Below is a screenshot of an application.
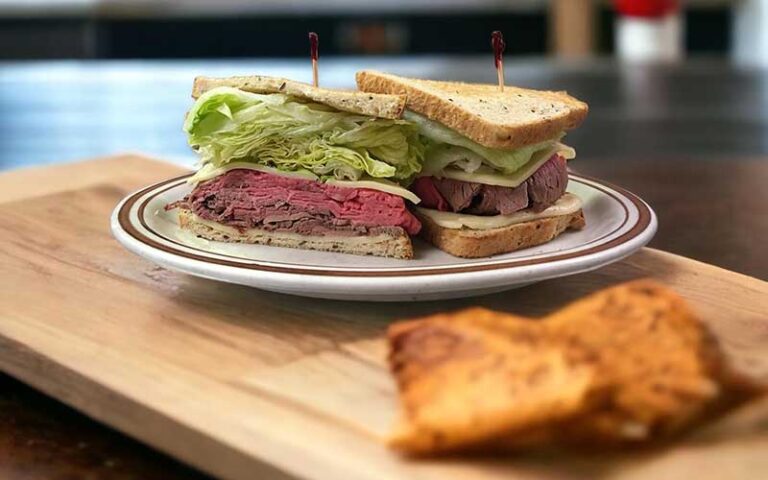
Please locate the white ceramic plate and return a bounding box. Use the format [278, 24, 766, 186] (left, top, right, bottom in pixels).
[111, 174, 656, 301]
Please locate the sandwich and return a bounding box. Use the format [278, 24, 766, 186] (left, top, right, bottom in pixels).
[356, 71, 589, 258]
[169, 76, 429, 259]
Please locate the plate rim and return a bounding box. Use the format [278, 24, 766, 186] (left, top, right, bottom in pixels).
[114, 173, 655, 278]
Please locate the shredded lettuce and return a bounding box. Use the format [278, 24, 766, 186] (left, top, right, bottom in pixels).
[404, 111, 563, 176]
[185, 87, 426, 182]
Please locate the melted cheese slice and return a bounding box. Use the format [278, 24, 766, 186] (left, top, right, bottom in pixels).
[189, 162, 319, 184]
[189, 162, 419, 203]
[415, 193, 582, 230]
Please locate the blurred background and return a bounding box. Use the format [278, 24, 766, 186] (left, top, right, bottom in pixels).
[0, 0, 737, 60]
[3, 0, 768, 169]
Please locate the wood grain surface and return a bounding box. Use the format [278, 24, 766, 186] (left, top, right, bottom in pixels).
[0, 155, 766, 480]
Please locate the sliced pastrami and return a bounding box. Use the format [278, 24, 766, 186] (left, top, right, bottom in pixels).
[410, 154, 568, 216]
[527, 155, 569, 212]
[466, 182, 529, 215]
[172, 169, 421, 236]
[432, 177, 481, 212]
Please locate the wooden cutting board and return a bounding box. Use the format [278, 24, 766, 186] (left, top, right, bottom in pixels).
[0, 155, 766, 480]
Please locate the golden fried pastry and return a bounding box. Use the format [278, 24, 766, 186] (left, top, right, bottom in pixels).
[388, 308, 594, 454]
[543, 280, 724, 444]
[387, 280, 753, 455]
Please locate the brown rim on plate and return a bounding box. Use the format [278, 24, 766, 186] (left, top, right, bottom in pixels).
[117, 173, 651, 277]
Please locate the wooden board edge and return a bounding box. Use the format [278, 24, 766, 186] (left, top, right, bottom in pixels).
[642, 248, 768, 288]
[0, 334, 297, 480]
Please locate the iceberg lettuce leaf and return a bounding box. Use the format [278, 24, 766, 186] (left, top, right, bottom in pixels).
[185, 87, 426, 182]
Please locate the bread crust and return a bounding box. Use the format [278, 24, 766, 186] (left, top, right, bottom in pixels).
[415, 209, 586, 258]
[177, 208, 414, 259]
[356, 70, 588, 149]
[192, 75, 406, 119]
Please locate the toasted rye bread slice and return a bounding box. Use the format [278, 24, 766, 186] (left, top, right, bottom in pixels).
[192, 75, 406, 119]
[356, 70, 588, 149]
[178, 208, 414, 259]
[414, 209, 585, 258]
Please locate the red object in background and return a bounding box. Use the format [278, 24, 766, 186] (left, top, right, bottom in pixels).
[615, 0, 678, 18]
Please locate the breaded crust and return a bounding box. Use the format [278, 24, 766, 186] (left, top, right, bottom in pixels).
[387, 308, 595, 454]
[386, 280, 758, 455]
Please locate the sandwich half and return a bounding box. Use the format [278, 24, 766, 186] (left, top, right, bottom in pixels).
[169, 76, 429, 259]
[356, 70, 589, 258]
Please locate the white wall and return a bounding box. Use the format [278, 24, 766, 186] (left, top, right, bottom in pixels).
[734, 0, 768, 65]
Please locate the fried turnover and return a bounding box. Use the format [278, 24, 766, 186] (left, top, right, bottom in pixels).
[387, 280, 759, 455]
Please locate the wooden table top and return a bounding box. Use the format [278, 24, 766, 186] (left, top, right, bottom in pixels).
[0, 155, 765, 479]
